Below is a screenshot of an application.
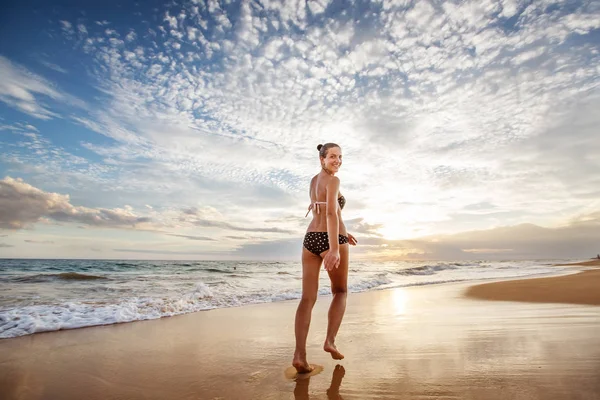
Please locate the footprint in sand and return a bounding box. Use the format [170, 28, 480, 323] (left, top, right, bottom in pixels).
[284, 364, 324, 380]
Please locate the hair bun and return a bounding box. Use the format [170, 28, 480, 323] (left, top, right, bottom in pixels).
[317, 144, 323, 151]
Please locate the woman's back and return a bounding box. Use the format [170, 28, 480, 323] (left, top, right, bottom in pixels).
[306, 172, 347, 234]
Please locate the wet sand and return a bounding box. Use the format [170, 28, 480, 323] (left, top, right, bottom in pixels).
[1, 273, 600, 399]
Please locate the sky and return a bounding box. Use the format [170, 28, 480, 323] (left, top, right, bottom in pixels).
[0, 0, 599, 261]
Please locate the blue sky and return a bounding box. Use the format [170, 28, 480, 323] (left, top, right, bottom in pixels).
[0, 0, 599, 260]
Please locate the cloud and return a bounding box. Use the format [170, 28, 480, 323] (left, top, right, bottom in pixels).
[0, 243, 14, 248]
[0, 56, 86, 120]
[179, 206, 297, 233]
[24, 240, 54, 244]
[0, 177, 297, 249]
[190, 218, 295, 234]
[0, 177, 151, 230]
[0, 122, 39, 133]
[0, 56, 62, 119]
[0, 123, 123, 204]
[166, 233, 216, 241]
[125, 31, 137, 42]
[59, 20, 74, 36]
[433, 219, 600, 259]
[233, 237, 303, 260]
[570, 211, 600, 227]
[78, 24, 88, 35]
[345, 217, 384, 236]
[360, 216, 600, 260]
[38, 60, 68, 74]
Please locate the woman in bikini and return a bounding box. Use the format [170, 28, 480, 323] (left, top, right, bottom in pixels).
[292, 143, 358, 373]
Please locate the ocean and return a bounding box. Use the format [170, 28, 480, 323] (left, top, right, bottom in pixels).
[0, 258, 584, 339]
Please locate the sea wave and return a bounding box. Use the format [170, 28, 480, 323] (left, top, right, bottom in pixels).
[113, 262, 138, 268]
[393, 263, 459, 276]
[12, 272, 107, 283]
[204, 268, 234, 274]
[0, 273, 396, 339]
[0, 282, 214, 339]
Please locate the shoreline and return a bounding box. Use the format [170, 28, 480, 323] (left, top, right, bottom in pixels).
[464, 259, 600, 305]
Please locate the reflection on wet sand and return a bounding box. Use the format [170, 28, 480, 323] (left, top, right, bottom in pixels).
[294, 364, 345, 400]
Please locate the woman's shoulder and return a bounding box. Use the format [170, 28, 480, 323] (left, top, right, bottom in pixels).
[326, 175, 340, 187]
[313, 173, 340, 186]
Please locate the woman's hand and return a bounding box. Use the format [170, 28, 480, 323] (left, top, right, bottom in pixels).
[347, 233, 358, 246]
[323, 249, 340, 271]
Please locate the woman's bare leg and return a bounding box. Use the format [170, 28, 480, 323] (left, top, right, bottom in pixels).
[293, 247, 322, 373]
[324, 244, 349, 360]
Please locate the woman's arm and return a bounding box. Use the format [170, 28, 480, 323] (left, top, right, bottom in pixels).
[324, 176, 341, 270]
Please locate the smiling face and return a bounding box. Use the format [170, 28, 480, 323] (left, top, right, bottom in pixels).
[321, 146, 342, 173]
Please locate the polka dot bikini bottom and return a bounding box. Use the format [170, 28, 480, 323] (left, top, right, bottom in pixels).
[303, 232, 349, 256]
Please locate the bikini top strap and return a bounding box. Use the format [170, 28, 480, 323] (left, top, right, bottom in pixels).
[305, 201, 328, 217]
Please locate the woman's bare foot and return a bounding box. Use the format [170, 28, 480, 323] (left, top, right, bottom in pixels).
[324, 341, 344, 360]
[293, 352, 314, 373]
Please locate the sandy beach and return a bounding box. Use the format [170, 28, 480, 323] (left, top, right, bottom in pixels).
[554, 259, 600, 267]
[465, 259, 600, 305]
[1, 261, 599, 399]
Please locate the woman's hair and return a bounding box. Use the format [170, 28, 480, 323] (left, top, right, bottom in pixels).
[317, 143, 340, 158]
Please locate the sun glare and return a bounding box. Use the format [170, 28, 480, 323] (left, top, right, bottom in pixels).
[378, 224, 420, 240]
[392, 289, 408, 315]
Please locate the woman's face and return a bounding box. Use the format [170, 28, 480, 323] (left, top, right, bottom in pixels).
[321, 146, 342, 173]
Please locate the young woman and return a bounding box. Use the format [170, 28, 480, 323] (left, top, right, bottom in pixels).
[293, 143, 357, 373]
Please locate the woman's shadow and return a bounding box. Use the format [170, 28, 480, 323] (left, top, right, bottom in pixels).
[294, 364, 345, 400]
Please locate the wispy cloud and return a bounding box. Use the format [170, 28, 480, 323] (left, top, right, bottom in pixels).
[166, 233, 215, 241]
[0, 56, 63, 120]
[190, 218, 295, 234]
[0, 56, 86, 120]
[59, 20, 74, 36]
[38, 60, 68, 74]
